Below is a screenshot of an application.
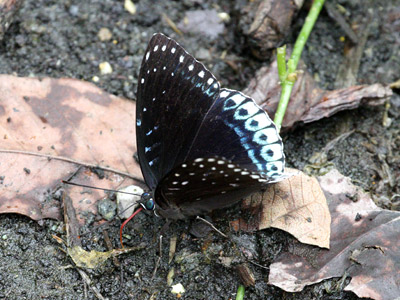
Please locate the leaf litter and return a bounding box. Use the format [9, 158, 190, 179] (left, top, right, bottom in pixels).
[0, 75, 144, 223]
[268, 169, 400, 300]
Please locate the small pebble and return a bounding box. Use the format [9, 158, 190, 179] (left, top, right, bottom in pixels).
[98, 28, 112, 41]
[99, 62, 113, 75]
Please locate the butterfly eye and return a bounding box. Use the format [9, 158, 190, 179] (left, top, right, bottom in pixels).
[140, 192, 155, 210]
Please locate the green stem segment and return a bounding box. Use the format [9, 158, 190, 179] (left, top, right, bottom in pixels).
[273, 0, 325, 131]
[236, 285, 245, 300]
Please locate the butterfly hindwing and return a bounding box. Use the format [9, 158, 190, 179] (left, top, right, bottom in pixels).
[154, 157, 270, 219]
[186, 89, 285, 180]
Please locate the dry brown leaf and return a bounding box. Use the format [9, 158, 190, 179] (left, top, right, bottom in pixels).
[232, 169, 331, 249]
[0, 75, 144, 222]
[268, 169, 400, 300]
[0, 0, 22, 40]
[243, 60, 392, 130]
[240, 0, 304, 58]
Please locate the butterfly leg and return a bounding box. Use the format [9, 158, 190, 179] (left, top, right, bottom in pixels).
[151, 219, 171, 279]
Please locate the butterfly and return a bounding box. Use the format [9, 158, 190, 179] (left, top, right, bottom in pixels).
[136, 33, 286, 220]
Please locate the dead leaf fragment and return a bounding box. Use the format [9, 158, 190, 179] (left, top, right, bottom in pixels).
[68, 245, 142, 269]
[268, 169, 400, 300]
[243, 60, 392, 130]
[0, 0, 23, 40]
[240, 0, 304, 57]
[233, 169, 331, 249]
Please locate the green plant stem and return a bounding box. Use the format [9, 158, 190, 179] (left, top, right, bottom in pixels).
[277, 45, 287, 83]
[236, 285, 245, 300]
[273, 0, 325, 131]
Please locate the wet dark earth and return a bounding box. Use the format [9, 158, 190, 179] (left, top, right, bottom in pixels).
[0, 0, 399, 299]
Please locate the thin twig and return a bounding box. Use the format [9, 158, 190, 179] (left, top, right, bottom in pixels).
[151, 235, 163, 280]
[0, 148, 144, 183]
[196, 216, 228, 239]
[76, 268, 106, 300]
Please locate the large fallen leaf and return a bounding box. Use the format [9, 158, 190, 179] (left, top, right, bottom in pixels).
[0, 75, 144, 222]
[231, 169, 330, 249]
[268, 169, 400, 300]
[243, 60, 392, 130]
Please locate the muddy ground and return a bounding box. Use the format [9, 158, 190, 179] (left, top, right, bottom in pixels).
[0, 0, 399, 299]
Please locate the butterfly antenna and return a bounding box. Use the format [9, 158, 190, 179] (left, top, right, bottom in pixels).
[61, 180, 143, 196]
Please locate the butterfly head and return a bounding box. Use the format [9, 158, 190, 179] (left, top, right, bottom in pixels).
[139, 192, 155, 211]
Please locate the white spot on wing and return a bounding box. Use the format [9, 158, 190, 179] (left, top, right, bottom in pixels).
[260, 143, 283, 161]
[194, 158, 204, 162]
[182, 181, 188, 185]
[179, 55, 184, 63]
[171, 47, 176, 53]
[253, 127, 279, 145]
[141, 78, 144, 84]
[234, 101, 259, 120]
[220, 90, 230, 98]
[145, 52, 150, 61]
[162, 45, 166, 51]
[207, 78, 213, 85]
[188, 64, 194, 71]
[154, 45, 159, 52]
[198, 71, 205, 78]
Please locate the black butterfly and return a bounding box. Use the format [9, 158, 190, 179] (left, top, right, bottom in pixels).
[136, 33, 286, 219]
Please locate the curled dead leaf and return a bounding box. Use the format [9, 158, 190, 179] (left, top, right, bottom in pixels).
[243, 60, 392, 130]
[232, 168, 331, 249]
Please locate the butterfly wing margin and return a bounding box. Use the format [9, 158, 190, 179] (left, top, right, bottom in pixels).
[136, 33, 220, 189]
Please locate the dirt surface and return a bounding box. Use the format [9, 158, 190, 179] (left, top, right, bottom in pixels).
[0, 0, 399, 299]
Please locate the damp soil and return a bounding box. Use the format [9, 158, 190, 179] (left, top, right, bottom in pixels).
[0, 0, 399, 299]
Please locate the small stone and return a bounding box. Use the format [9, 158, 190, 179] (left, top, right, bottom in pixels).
[171, 283, 185, 294]
[117, 185, 143, 219]
[99, 62, 113, 75]
[97, 198, 117, 221]
[98, 28, 112, 41]
[124, 0, 136, 15]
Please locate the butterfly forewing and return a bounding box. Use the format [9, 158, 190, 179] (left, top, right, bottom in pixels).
[136, 33, 220, 190]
